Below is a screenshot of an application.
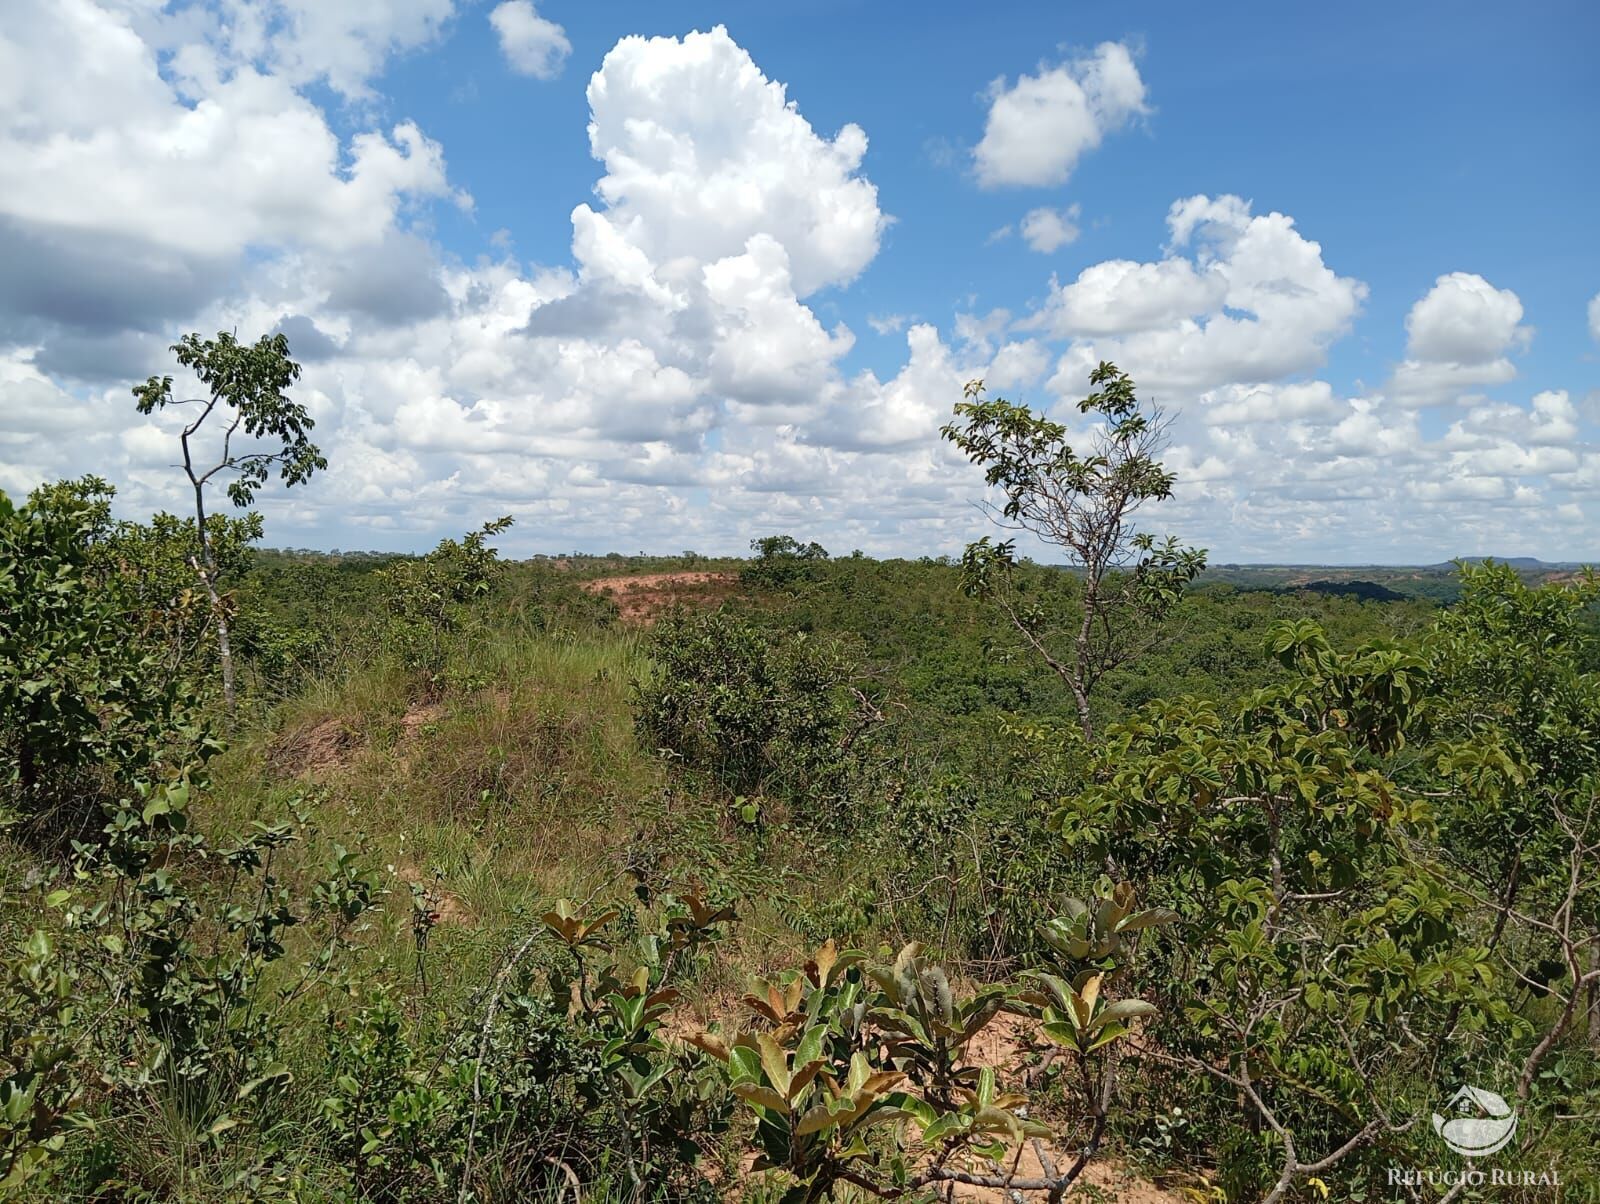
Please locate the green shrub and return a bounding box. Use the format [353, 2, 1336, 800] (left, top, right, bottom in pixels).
[0, 479, 218, 849]
[378, 517, 514, 689]
[634, 608, 874, 801]
[740, 535, 830, 591]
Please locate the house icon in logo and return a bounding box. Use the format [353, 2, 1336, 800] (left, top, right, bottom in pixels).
[1432, 1085, 1518, 1156]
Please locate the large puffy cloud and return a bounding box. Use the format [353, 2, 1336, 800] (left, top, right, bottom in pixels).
[0, 0, 482, 535]
[1034, 195, 1366, 395]
[985, 339, 1051, 391]
[974, 42, 1147, 188]
[1388, 273, 1530, 407]
[1037, 258, 1223, 337]
[0, 12, 1594, 562]
[0, 0, 462, 361]
[581, 27, 885, 296]
[464, 25, 910, 452]
[1405, 272, 1528, 362]
[701, 236, 856, 411]
[809, 324, 971, 451]
[174, 24, 973, 550]
[1, 54, 456, 258]
[1003, 198, 1592, 561]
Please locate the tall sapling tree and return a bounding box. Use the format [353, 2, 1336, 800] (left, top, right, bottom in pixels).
[942, 362, 1205, 740]
[133, 331, 325, 708]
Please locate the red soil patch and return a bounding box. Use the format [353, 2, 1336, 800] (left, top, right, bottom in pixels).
[672, 991, 1180, 1203]
[268, 716, 362, 777]
[392, 700, 448, 774]
[400, 700, 446, 736]
[948, 1148, 1184, 1202]
[396, 861, 475, 928]
[272, 700, 447, 780]
[581, 571, 737, 625]
[963, 1010, 1039, 1077]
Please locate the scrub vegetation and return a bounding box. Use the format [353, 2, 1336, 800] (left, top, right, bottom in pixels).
[2, 334, 1597, 1202]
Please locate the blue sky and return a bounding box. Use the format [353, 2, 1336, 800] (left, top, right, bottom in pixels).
[2, 0, 1597, 561]
[382, 0, 1599, 392]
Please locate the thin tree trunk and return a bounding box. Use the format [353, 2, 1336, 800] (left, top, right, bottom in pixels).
[204, 573, 236, 710]
[1073, 573, 1100, 742]
[187, 445, 235, 710]
[1265, 801, 1285, 932]
[1588, 941, 1600, 1047]
[1068, 678, 1094, 743]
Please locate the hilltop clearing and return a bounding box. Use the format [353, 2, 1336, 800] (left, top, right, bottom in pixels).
[581, 570, 739, 624]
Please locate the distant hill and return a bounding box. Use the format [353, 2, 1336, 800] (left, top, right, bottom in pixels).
[1293, 579, 1411, 603]
[1428, 556, 1564, 571]
[1198, 557, 1592, 605]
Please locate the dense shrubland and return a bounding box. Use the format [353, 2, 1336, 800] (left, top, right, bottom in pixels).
[1, 342, 1597, 1201]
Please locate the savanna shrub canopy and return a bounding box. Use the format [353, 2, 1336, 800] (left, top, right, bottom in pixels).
[2, 410, 1598, 1201]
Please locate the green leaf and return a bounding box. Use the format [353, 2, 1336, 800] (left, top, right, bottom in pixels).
[729, 1043, 762, 1084]
[733, 1083, 790, 1115]
[236, 1063, 291, 1099]
[795, 1103, 840, 1136]
[793, 1024, 825, 1069]
[1088, 999, 1157, 1030]
[920, 1113, 968, 1144]
[756, 1032, 791, 1096]
[1041, 1020, 1079, 1048]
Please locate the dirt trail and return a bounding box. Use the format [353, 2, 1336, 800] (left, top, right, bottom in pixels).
[947, 1149, 1184, 1202]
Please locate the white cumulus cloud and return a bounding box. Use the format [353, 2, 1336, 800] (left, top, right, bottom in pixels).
[0, 0, 463, 365]
[1199, 381, 1346, 426]
[133, 0, 460, 99]
[1019, 205, 1081, 253]
[1034, 195, 1366, 395]
[974, 43, 1147, 188]
[0, 12, 1593, 562]
[582, 27, 886, 296]
[1388, 272, 1530, 407]
[489, 1, 569, 79]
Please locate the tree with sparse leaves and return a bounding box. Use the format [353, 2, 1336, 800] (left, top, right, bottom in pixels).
[942, 362, 1206, 740]
[133, 331, 325, 709]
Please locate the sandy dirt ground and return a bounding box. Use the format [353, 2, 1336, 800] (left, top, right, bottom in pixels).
[581, 570, 738, 624]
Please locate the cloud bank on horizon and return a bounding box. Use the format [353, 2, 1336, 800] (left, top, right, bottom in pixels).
[0, 1, 1596, 563]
